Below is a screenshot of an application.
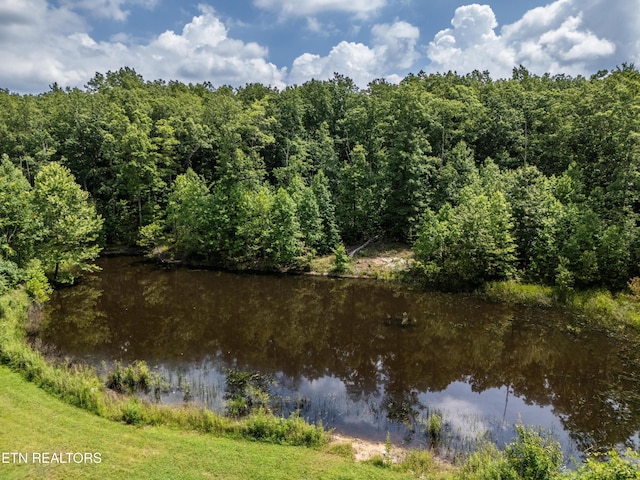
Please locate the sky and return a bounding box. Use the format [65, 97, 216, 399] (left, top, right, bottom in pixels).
[0, 0, 638, 93]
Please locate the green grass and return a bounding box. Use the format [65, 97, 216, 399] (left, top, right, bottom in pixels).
[482, 280, 640, 329]
[0, 365, 415, 480]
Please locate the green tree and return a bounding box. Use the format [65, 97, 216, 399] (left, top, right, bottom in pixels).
[288, 175, 323, 254]
[504, 165, 565, 283]
[311, 170, 341, 253]
[414, 184, 516, 288]
[0, 155, 33, 265]
[31, 162, 103, 282]
[336, 144, 376, 241]
[382, 84, 438, 240]
[166, 169, 212, 259]
[267, 188, 304, 268]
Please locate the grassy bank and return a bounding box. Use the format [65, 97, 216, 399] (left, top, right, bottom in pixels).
[482, 280, 640, 329]
[3, 362, 638, 479]
[0, 365, 418, 480]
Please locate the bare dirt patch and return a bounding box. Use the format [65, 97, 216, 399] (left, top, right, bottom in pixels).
[329, 433, 407, 464]
[309, 239, 414, 279]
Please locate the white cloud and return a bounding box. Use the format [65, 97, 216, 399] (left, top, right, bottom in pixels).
[253, 0, 386, 18]
[58, 0, 159, 21]
[0, 3, 286, 93]
[371, 21, 420, 69]
[426, 0, 632, 79]
[427, 4, 511, 77]
[289, 20, 420, 87]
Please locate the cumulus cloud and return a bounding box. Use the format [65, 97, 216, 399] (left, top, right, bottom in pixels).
[427, 0, 631, 79]
[371, 21, 420, 69]
[253, 0, 386, 18]
[0, 2, 286, 93]
[59, 0, 159, 21]
[289, 20, 420, 87]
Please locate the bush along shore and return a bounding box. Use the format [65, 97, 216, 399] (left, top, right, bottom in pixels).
[3, 286, 640, 479]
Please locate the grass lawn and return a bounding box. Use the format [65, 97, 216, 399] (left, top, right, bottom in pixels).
[0, 365, 413, 480]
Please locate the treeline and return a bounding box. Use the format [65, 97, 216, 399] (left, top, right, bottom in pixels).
[1, 65, 639, 289]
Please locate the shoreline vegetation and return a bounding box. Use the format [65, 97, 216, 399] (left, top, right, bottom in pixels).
[308, 239, 640, 331]
[3, 248, 640, 477]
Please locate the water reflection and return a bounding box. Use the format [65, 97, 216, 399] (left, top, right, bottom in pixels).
[40, 257, 640, 456]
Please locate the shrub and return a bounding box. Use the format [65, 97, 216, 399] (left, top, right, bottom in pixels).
[332, 244, 351, 274]
[400, 450, 436, 477]
[504, 424, 562, 480]
[243, 411, 326, 447]
[106, 360, 158, 394]
[122, 399, 145, 425]
[575, 450, 640, 479]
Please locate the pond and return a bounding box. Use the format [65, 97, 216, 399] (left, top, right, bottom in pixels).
[39, 256, 640, 460]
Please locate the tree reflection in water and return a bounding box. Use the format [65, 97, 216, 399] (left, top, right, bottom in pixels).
[40, 256, 640, 455]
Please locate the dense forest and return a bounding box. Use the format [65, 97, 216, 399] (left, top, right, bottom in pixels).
[1, 64, 639, 292]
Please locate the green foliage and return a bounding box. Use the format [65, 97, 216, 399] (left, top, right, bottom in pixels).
[456, 425, 562, 480]
[0, 155, 33, 265]
[414, 184, 517, 288]
[398, 450, 437, 478]
[504, 424, 563, 480]
[311, 169, 341, 252]
[457, 442, 510, 480]
[23, 259, 52, 303]
[122, 399, 146, 425]
[0, 257, 22, 296]
[2, 67, 640, 290]
[555, 257, 575, 302]
[332, 244, 352, 274]
[426, 412, 444, 441]
[504, 165, 565, 283]
[106, 360, 158, 395]
[573, 450, 640, 479]
[224, 369, 273, 417]
[31, 162, 103, 282]
[166, 168, 212, 258]
[242, 411, 326, 447]
[267, 187, 305, 268]
[337, 143, 377, 241]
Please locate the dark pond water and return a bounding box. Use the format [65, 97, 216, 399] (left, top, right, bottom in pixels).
[40, 257, 640, 460]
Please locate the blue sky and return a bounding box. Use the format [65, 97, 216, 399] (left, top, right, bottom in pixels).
[0, 0, 637, 93]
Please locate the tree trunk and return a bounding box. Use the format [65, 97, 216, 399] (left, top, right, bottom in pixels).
[348, 235, 379, 258]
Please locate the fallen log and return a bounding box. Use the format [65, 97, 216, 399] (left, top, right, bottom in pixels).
[348, 235, 380, 258]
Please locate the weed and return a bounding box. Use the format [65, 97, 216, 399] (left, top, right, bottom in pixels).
[224, 369, 273, 417]
[324, 442, 354, 460]
[399, 450, 437, 478]
[367, 455, 388, 468]
[427, 412, 444, 444]
[106, 360, 162, 395]
[385, 432, 393, 466]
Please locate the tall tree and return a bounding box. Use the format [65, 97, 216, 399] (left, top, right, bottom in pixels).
[414, 184, 516, 288]
[0, 155, 33, 265]
[31, 162, 103, 282]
